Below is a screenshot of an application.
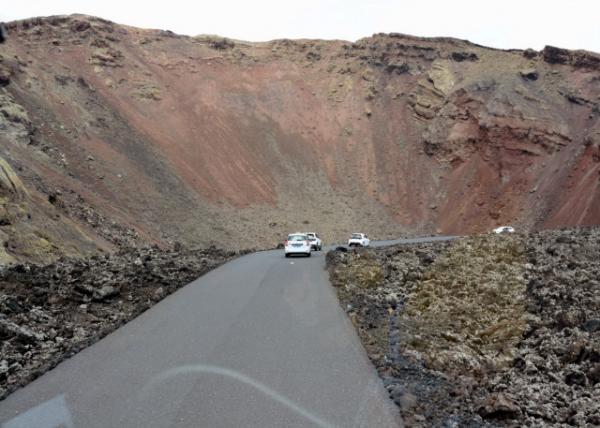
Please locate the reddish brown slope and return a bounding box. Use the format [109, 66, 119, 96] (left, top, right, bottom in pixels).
[0, 15, 599, 261]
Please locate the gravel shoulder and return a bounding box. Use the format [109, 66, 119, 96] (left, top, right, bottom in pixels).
[326, 228, 600, 427]
[0, 246, 242, 400]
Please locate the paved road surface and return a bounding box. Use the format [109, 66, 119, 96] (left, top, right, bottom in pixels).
[0, 236, 454, 428]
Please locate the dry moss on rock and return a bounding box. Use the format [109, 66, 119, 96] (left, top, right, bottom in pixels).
[327, 228, 600, 426]
[400, 235, 528, 375]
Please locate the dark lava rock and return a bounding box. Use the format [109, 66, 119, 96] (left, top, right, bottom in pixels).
[69, 20, 91, 33]
[583, 319, 600, 333]
[209, 37, 234, 50]
[478, 393, 521, 420]
[0, 245, 238, 400]
[0, 23, 7, 44]
[0, 64, 10, 86]
[542, 45, 600, 70]
[451, 51, 478, 62]
[556, 235, 575, 244]
[543, 46, 573, 64]
[587, 364, 600, 384]
[565, 367, 587, 386]
[385, 62, 409, 74]
[519, 68, 539, 81]
[326, 227, 600, 426]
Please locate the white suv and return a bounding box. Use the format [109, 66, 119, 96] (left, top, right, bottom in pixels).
[493, 226, 515, 234]
[348, 233, 370, 247]
[284, 233, 312, 257]
[305, 232, 322, 251]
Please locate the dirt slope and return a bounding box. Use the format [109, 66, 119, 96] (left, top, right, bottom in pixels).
[1, 14, 599, 262]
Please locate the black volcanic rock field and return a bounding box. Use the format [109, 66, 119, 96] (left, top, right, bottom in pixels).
[0, 245, 240, 400]
[327, 228, 600, 426]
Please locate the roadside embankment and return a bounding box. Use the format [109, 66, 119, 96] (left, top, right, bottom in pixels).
[327, 228, 600, 426]
[0, 245, 243, 400]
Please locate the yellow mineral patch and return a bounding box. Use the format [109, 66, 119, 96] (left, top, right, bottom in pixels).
[427, 61, 455, 95]
[401, 234, 527, 374]
[0, 156, 27, 197]
[331, 251, 384, 290]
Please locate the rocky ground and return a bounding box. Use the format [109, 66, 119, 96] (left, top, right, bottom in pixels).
[0, 245, 242, 400]
[327, 228, 600, 427]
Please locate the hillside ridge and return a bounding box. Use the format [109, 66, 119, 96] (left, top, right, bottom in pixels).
[0, 14, 599, 262]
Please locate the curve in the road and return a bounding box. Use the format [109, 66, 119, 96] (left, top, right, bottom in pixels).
[0, 236, 455, 428]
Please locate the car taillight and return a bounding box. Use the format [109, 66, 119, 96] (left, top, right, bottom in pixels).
[284, 240, 288, 246]
[306, 240, 310, 246]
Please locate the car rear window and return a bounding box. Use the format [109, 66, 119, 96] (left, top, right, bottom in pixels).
[351, 234, 362, 239]
[288, 235, 307, 241]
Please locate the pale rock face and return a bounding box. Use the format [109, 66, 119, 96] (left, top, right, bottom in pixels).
[428, 61, 455, 95]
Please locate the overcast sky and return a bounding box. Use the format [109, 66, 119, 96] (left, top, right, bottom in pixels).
[3, 1, 600, 52]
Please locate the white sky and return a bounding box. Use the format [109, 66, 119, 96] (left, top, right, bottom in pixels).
[2, 1, 600, 52]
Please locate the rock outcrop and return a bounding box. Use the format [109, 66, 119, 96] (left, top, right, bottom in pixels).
[326, 228, 600, 426]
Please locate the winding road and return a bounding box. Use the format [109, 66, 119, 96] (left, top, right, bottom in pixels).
[0, 236, 453, 428]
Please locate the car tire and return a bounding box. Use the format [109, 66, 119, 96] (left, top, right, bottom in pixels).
[285, 253, 289, 258]
[307, 252, 311, 257]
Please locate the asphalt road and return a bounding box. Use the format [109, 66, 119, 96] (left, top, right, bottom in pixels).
[0, 236, 454, 428]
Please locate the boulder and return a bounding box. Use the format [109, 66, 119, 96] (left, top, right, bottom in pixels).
[70, 20, 91, 33]
[478, 393, 521, 419]
[0, 319, 45, 344]
[385, 62, 409, 74]
[92, 285, 120, 301]
[451, 51, 478, 62]
[0, 63, 11, 86]
[582, 319, 600, 332]
[519, 68, 539, 81]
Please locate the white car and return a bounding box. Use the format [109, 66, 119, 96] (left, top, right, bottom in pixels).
[305, 232, 322, 251]
[493, 226, 515, 234]
[348, 233, 370, 247]
[284, 233, 312, 257]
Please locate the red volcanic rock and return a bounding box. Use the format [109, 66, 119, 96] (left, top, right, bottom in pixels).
[0, 14, 599, 261]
